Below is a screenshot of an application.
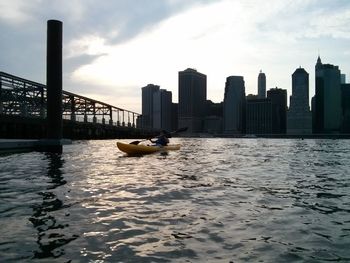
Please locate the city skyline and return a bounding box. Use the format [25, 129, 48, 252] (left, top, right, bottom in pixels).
[1, 0, 350, 113]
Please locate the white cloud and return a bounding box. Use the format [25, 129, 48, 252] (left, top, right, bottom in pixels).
[307, 9, 350, 39]
[65, 35, 112, 59]
[2, 0, 350, 112]
[0, 0, 36, 24]
[70, 0, 261, 101]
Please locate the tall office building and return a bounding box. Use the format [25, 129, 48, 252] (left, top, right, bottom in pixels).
[287, 67, 312, 134]
[258, 71, 266, 99]
[341, 84, 350, 132]
[267, 87, 287, 134]
[341, 74, 346, 84]
[223, 76, 246, 134]
[314, 56, 342, 133]
[178, 68, 207, 133]
[246, 97, 272, 134]
[204, 101, 223, 134]
[171, 103, 178, 131]
[153, 89, 172, 131]
[142, 84, 159, 129]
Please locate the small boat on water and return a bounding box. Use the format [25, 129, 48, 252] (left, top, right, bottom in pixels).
[116, 142, 181, 155]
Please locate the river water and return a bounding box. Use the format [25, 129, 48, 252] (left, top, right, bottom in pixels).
[0, 138, 350, 262]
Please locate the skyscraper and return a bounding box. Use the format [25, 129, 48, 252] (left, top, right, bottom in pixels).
[246, 97, 272, 134]
[341, 74, 346, 84]
[153, 89, 172, 131]
[178, 68, 207, 133]
[204, 101, 223, 134]
[223, 76, 246, 134]
[258, 70, 266, 99]
[287, 67, 312, 134]
[341, 83, 350, 132]
[267, 87, 287, 134]
[314, 56, 342, 133]
[142, 84, 159, 129]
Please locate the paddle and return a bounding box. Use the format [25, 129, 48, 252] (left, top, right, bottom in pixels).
[130, 127, 188, 145]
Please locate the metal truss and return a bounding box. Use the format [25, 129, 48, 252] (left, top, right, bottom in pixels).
[0, 71, 140, 127]
[0, 72, 46, 117]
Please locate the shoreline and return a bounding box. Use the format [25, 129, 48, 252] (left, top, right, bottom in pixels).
[180, 133, 350, 139]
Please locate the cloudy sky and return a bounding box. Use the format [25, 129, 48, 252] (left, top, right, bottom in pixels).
[1, 0, 350, 113]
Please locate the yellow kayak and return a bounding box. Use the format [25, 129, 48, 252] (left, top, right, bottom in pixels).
[117, 142, 181, 155]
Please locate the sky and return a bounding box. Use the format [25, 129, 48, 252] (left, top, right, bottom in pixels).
[1, 0, 350, 114]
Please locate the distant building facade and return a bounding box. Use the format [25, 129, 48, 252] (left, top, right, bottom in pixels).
[313, 56, 342, 133]
[287, 67, 312, 134]
[267, 87, 287, 134]
[153, 89, 172, 131]
[223, 76, 246, 134]
[171, 103, 178, 131]
[246, 97, 272, 134]
[178, 68, 207, 133]
[341, 74, 346, 84]
[142, 84, 160, 129]
[341, 84, 350, 133]
[258, 71, 266, 99]
[203, 101, 223, 134]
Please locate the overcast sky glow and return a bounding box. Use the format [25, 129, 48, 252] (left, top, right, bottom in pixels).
[1, 0, 350, 113]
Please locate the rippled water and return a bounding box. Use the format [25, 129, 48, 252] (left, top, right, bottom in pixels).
[1, 138, 350, 262]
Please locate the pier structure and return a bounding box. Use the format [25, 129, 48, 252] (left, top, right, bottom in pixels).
[0, 71, 146, 139]
[0, 71, 139, 129]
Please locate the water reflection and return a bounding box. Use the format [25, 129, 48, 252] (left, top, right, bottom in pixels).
[46, 153, 66, 189]
[29, 153, 78, 259]
[1, 139, 350, 262]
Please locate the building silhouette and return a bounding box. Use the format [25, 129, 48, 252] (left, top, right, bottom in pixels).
[341, 74, 346, 84]
[223, 76, 246, 134]
[153, 89, 172, 131]
[287, 67, 312, 134]
[313, 56, 342, 133]
[203, 100, 223, 134]
[178, 68, 207, 133]
[171, 103, 178, 131]
[341, 83, 350, 132]
[246, 96, 272, 134]
[258, 70, 266, 99]
[267, 87, 287, 134]
[141, 84, 159, 129]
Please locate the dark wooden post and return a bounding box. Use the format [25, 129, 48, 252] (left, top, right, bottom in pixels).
[0, 76, 3, 114]
[46, 20, 63, 152]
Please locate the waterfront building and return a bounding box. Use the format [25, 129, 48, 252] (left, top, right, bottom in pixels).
[341, 74, 346, 84]
[341, 84, 350, 132]
[223, 76, 246, 134]
[267, 87, 287, 134]
[171, 103, 178, 131]
[246, 94, 258, 100]
[206, 100, 223, 118]
[313, 56, 342, 133]
[246, 97, 272, 134]
[142, 84, 159, 129]
[178, 68, 207, 133]
[203, 116, 222, 135]
[153, 89, 172, 131]
[258, 70, 266, 99]
[204, 101, 223, 134]
[136, 115, 143, 129]
[287, 67, 312, 134]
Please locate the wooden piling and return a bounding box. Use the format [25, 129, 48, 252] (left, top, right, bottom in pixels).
[46, 20, 63, 153]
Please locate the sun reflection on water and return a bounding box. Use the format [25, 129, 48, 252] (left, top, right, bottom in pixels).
[0, 138, 350, 262]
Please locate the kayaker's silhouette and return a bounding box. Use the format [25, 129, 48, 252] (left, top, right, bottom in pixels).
[150, 130, 170, 146]
[129, 127, 187, 145]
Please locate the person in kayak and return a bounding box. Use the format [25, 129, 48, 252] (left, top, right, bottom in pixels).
[150, 130, 170, 146]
